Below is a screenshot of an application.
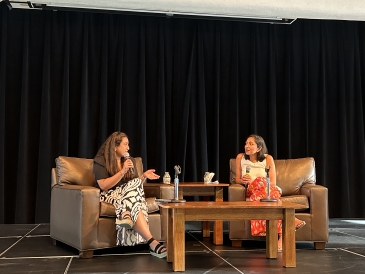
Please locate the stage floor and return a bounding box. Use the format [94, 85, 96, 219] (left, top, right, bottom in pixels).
[1, 219, 365, 273]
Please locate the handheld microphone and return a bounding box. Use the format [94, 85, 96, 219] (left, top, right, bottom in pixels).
[123, 152, 134, 175]
[243, 166, 251, 188]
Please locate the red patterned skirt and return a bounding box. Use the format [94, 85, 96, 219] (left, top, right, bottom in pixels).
[246, 177, 282, 236]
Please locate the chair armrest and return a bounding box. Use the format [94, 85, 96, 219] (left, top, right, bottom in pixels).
[144, 183, 175, 199]
[300, 184, 329, 240]
[228, 184, 246, 201]
[50, 184, 100, 250]
[299, 184, 328, 213]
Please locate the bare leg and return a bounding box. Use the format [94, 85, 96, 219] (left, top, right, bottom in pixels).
[278, 234, 282, 251]
[133, 210, 166, 251]
[277, 218, 304, 252]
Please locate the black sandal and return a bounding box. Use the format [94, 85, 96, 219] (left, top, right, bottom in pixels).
[115, 213, 133, 229]
[147, 237, 167, 258]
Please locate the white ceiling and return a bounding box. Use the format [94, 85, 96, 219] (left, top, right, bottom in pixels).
[6, 0, 365, 22]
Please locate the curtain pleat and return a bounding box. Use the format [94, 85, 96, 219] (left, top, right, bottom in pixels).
[60, 13, 70, 154]
[15, 12, 31, 223]
[0, 5, 8, 224]
[113, 16, 124, 135]
[1, 3, 365, 223]
[35, 12, 52, 222]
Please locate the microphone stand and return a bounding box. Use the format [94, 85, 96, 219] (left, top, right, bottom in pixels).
[171, 165, 186, 203]
[260, 166, 278, 202]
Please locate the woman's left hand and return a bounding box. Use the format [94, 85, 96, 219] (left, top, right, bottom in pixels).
[143, 169, 160, 180]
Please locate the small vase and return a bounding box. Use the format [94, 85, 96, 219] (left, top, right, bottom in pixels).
[163, 172, 171, 184]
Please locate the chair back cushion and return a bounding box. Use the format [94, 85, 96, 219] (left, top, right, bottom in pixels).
[55, 156, 144, 187]
[134, 157, 143, 177]
[275, 157, 316, 196]
[229, 158, 236, 183]
[55, 156, 95, 186]
[229, 157, 316, 196]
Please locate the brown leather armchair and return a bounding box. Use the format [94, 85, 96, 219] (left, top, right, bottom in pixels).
[228, 157, 328, 250]
[50, 156, 174, 258]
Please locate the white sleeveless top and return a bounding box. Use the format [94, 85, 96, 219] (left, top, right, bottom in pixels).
[241, 155, 267, 182]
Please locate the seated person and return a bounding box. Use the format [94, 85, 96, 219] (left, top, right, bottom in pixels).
[93, 131, 167, 258]
[235, 134, 306, 252]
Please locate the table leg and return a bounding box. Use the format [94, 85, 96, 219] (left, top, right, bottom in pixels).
[202, 196, 210, 237]
[282, 208, 296, 267]
[172, 208, 185, 272]
[167, 208, 173, 263]
[266, 220, 278, 258]
[213, 186, 223, 245]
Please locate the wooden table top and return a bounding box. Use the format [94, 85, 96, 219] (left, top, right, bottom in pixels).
[159, 200, 307, 210]
[145, 182, 230, 187]
[172, 182, 230, 187]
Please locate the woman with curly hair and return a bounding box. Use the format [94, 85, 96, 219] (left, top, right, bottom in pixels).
[93, 131, 166, 258]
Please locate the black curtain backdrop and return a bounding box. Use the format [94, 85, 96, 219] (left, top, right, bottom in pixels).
[1, 3, 365, 224]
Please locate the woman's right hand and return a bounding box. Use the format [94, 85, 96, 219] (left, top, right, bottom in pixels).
[242, 174, 251, 184]
[123, 158, 134, 172]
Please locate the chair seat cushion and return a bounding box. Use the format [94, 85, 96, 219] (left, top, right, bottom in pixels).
[100, 201, 116, 217]
[100, 197, 160, 217]
[280, 195, 309, 212]
[145, 197, 160, 213]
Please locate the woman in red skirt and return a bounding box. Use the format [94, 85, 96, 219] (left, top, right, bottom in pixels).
[235, 134, 306, 252]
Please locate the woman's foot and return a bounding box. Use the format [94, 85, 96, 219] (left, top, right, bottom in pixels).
[278, 234, 282, 252]
[147, 237, 167, 258]
[295, 218, 306, 231]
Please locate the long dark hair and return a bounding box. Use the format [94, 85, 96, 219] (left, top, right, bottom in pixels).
[95, 132, 133, 179]
[244, 134, 268, 162]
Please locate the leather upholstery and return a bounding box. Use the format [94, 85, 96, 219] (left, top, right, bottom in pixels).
[50, 156, 174, 257]
[55, 156, 94, 186]
[228, 157, 328, 249]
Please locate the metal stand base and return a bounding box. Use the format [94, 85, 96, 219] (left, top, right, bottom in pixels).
[260, 198, 278, 202]
[171, 199, 186, 203]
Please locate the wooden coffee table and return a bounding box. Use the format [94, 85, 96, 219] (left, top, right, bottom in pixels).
[173, 182, 229, 245]
[159, 201, 307, 272]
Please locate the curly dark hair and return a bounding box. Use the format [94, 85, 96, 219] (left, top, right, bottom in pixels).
[95, 132, 134, 179]
[244, 134, 268, 162]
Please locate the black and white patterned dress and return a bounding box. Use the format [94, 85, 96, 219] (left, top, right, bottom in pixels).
[94, 156, 149, 246]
